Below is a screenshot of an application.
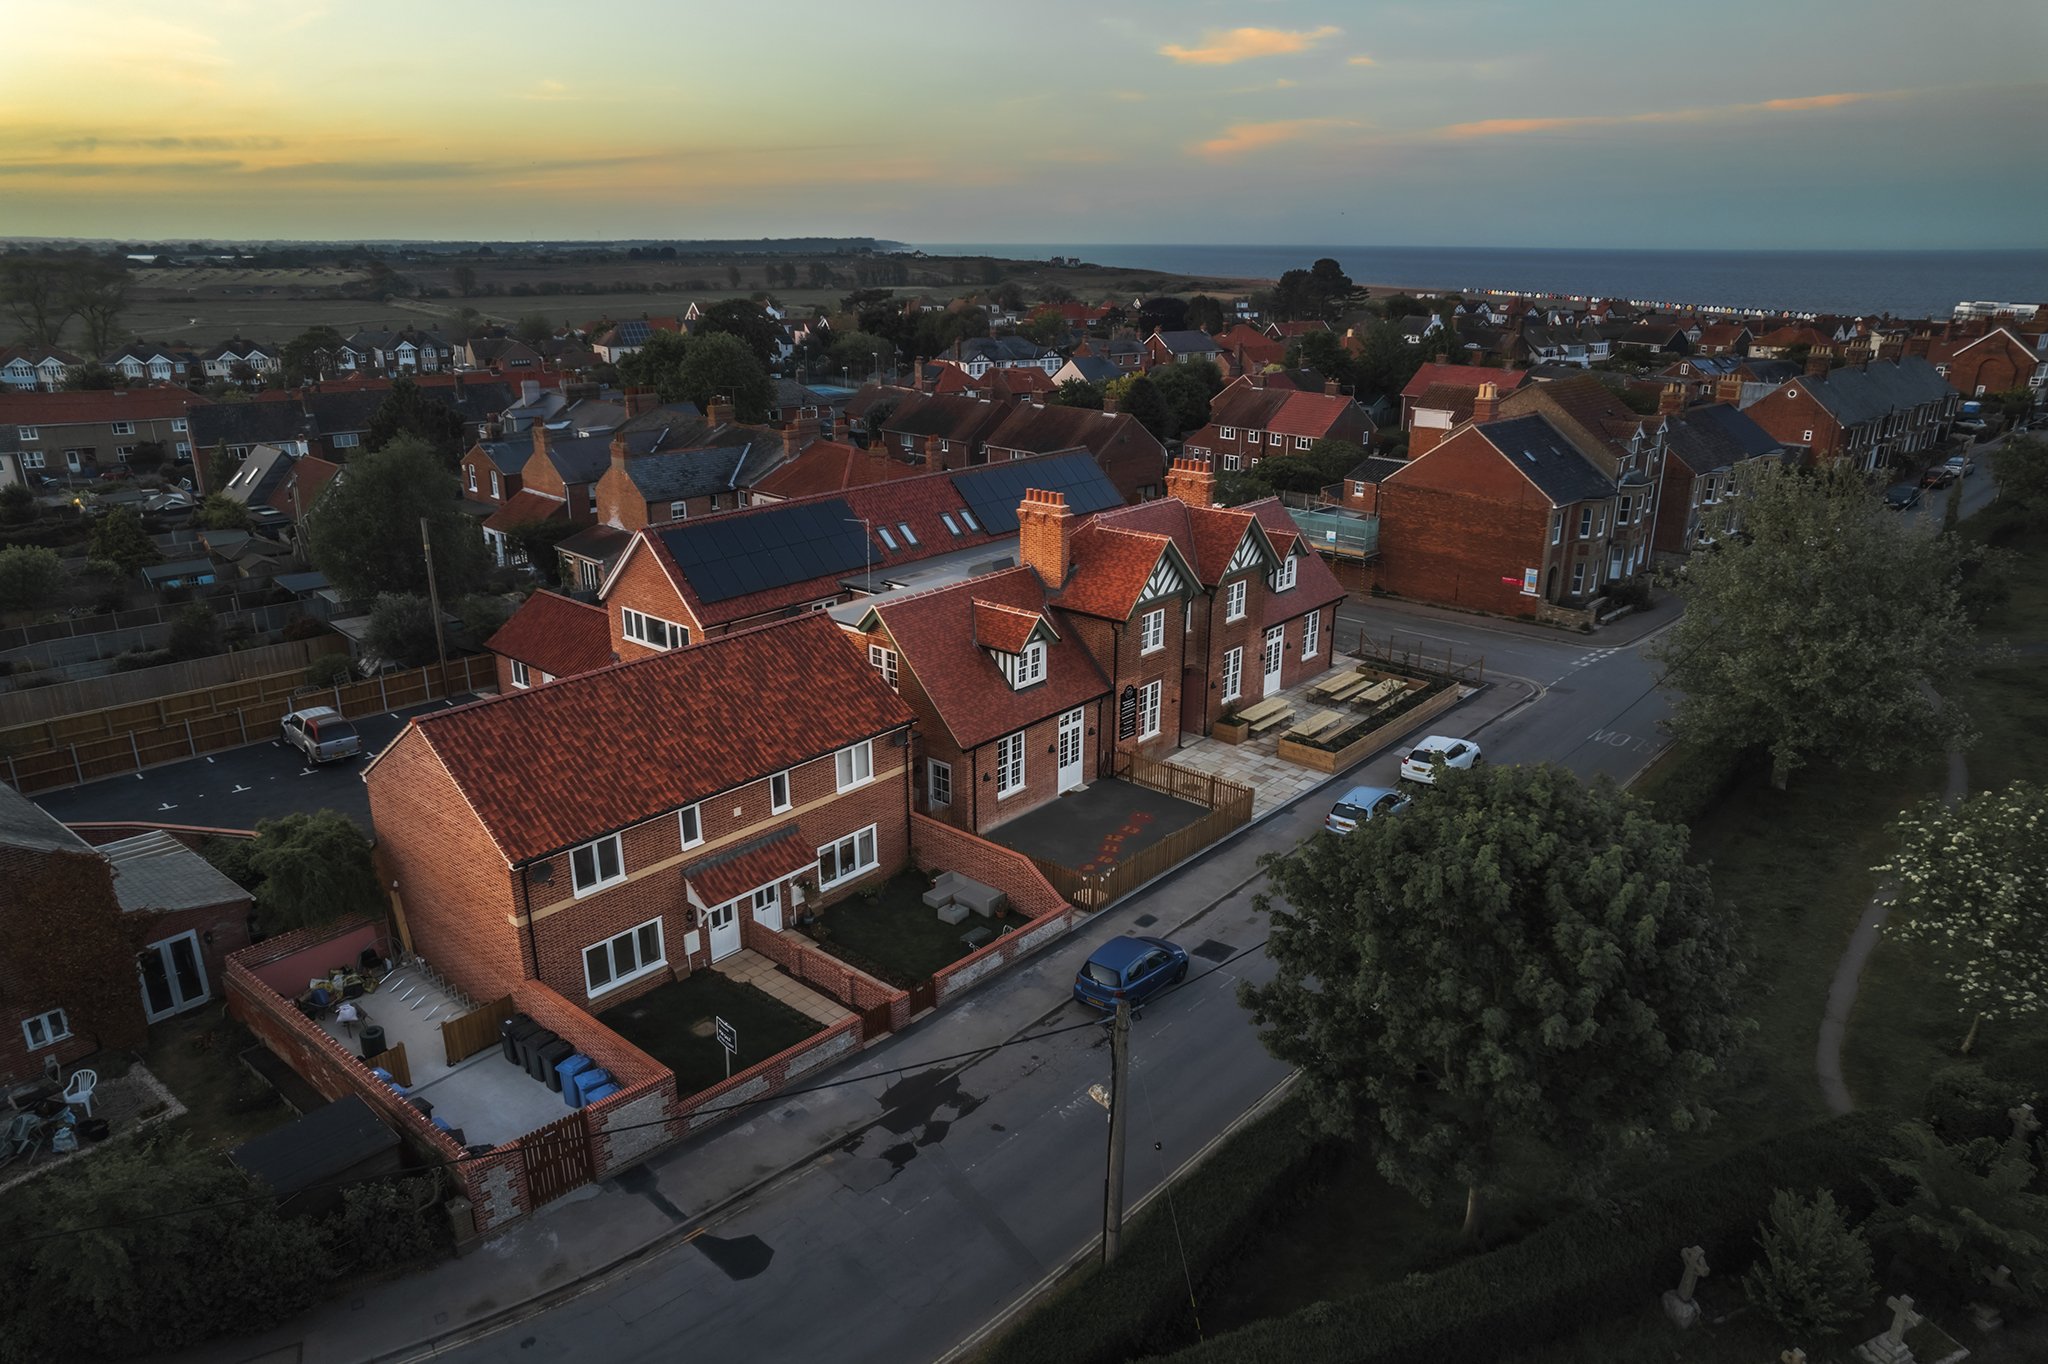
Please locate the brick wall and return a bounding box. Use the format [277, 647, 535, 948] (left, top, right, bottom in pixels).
[1270, 604, 1337, 693]
[741, 917, 910, 1032]
[602, 544, 704, 660]
[672, 1014, 861, 1127]
[1741, 385, 1841, 460]
[145, 895, 253, 1007]
[1067, 612, 1181, 763]
[236, 918, 385, 998]
[932, 904, 1078, 1006]
[0, 842, 149, 1084]
[1376, 431, 1556, 617]
[911, 813, 1069, 922]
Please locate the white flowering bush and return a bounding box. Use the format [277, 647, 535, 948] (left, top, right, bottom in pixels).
[1878, 781, 2046, 1037]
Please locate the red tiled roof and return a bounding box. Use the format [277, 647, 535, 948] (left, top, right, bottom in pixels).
[1411, 383, 1478, 422]
[1051, 523, 1178, 620]
[398, 613, 913, 863]
[748, 441, 924, 501]
[482, 488, 570, 532]
[1245, 500, 1348, 625]
[265, 455, 342, 517]
[484, 590, 614, 679]
[874, 567, 1109, 751]
[1399, 363, 1529, 402]
[971, 599, 1048, 653]
[683, 825, 812, 906]
[0, 387, 204, 425]
[1089, 497, 1268, 587]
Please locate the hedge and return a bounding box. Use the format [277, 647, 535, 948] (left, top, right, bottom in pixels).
[1638, 741, 1756, 825]
[978, 1091, 1332, 1364]
[1151, 1111, 1907, 1364]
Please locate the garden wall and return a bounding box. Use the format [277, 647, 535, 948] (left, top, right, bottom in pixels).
[671, 1015, 863, 1132]
[239, 918, 384, 998]
[932, 908, 1080, 1006]
[742, 917, 911, 1034]
[911, 813, 1070, 922]
[507, 981, 678, 1183]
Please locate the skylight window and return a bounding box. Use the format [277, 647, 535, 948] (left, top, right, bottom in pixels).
[941, 513, 961, 535]
[877, 527, 898, 550]
[960, 509, 980, 531]
[898, 523, 918, 545]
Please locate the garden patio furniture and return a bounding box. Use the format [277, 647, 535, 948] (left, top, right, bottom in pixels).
[61, 1069, 95, 1119]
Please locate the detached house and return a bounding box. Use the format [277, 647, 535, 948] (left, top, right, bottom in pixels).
[366, 614, 916, 1007]
[1144, 330, 1223, 370]
[1941, 327, 2046, 397]
[1182, 377, 1376, 471]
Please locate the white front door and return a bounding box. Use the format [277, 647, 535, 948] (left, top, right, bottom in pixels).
[138, 930, 209, 1023]
[1057, 707, 1085, 792]
[707, 901, 742, 961]
[1263, 626, 1285, 698]
[748, 884, 781, 933]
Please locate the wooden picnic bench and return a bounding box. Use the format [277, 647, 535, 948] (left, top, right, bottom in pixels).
[1323, 672, 1375, 702]
[1307, 670, 1362, 700]
[1248, 706, 1297, 735]
[1284, 708, 1345, 741]
[1235, 696, 1290, 725]
[1355, 678, 1403, 706]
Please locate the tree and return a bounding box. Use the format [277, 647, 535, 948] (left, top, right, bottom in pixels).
[1874, 1120, 2048, 1310]
[1740, 1189, 1877, 1341]
[696, 299, 781, 367]
[513, 312, 553, 344]
[1345, 321, 1426, 397]
[726, 264, 743, 290]
[1149, 357, 1223, 436]
[1991, 433, 2048, 528]
[1051, 378, 1103, 410]
[1240, 762, 1751, 1236]
[1136, 296, 1188, 334]
[125, 439, 166, 474]
[0, 257, 77, 346]
[825, 330, 895, 383]
[676, 332, 774, 421]
[0, 545, 63, 611]
[64, 362, 117, 391]
[303, 435, 486, 600]
[195, 493, 250, 531]
[165, 602, 220, 660]
[88, 506, 159, 575]
[1878, 781, 2048, 1052]
[1184, 294, 1226, 334]
[615, 328, 691, 401]
[204, 443, 240, 497]
[0, 483, 35, 526]
[1020, 308, 1066, 347]
[505, 524, 577, 585]
[66, 261, 129, 357]
[366, 376, 469, 465]
[365, 592, 441, 666]
[1652, 460, 1980, 789]
[246, 810, 386, 932]
[1105, 373, 1174, 442]
[280, 325, 345, 385]
[452, 264, 478, 297]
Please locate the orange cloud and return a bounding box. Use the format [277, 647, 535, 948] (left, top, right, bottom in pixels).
[1346, 54, 1378, 68]
[1439, 90, 1894, 138]
[1195, 118, 1358, 159]
[1160, 25, 1339, 65]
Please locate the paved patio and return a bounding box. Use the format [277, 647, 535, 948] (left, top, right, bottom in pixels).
[0, 1063, 185, 1194]
[712, 949, 854, 1026]
[985, 777, 1207, 874]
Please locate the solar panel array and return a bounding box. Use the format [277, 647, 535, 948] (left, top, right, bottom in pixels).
[659, 497, 872, 605]
[950, 453, 1121, 533]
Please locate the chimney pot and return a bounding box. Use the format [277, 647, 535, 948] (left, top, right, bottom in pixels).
[1017, 487, 1075, 585]
[1472, 382, 1501, 424]
[1165, 456, 1216, 508]
[707, 398, 736, 426]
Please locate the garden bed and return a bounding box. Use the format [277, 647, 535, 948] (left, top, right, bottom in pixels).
[796, 868, 988, 987]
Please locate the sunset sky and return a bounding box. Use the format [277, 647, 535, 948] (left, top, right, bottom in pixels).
[4, 0, 2044, 247]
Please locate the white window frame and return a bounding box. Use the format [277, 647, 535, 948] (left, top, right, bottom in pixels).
[928, 759, 952, 807]
[1295, 435, 1311, 451]
[1139, 680, 1162, 740]
[835, 739, 874, 791]
[941, 512, 961, 535]
[1550, 511, 1563, 545]
[1222, 646, 1243, 703]
[466, 465, 477, 492]
[17, 427, 38, 441]
[331, 432, 360, 449]
[818, 824, 879, 889]
[21, 1008, 69, 1050]
[897, 522, 918, 545]
[170, 418, 187, 433]
[877, 526, 898, 550]
[1271, 556, 1296, 593]
[1140, 608, 1165, 654]
[1577, 507, 1593, 539]
[510, 659, 531, 689]
[110, 421, 135, 436]
[869, 644, 898, 688]
[1219, 425, 1234, 439]
[621, 608, 688, 650]
[1570, 561, 1586, 596]
[490, 471, 501, 498]
[1302, 610, 1320, 660]
[1269, 432, 1282, 446]
[995, 731, 1026, 797]
[678, 803, 703, 848]
[769, 770, 792, 814]
[1226, 579, 1247, 621]
[1014, 640, 1047, 689]
[570, 833, 626, 897]
[1222, 452, 1241, 472]
[583, 916, 665, 999]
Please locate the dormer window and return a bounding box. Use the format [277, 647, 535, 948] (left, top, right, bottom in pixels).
[1013, 641, 1046, 689]
[1271, 556, 1297, 593]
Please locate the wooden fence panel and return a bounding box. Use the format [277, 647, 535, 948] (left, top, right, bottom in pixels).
[520, 1111, 595, 1209]
[366, 1041, 412, 1087]
[0, 637, 344, 726]
[440, 995, 515, 1068]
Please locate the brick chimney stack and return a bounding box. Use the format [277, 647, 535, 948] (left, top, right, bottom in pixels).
[1102, 393, 1119, 415]
[1324, 377, 1342, 397]
[1659, 383, 1687, 417]
[1165, 455, 1216, 508]
[1016, 488, 1075, 586]
[623, 387, 657, 419]
[1805, 354, 1832, 379]
[1715, 375, 1745, 406]
[782, 414, 822, 460]
[1472, 381, 1501, 424]
[706, 397, 736, 426]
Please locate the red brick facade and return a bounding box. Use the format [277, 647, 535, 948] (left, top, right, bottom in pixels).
[602, 544, 706, 658]
[1375, 427, 1577, 617]
[1944, 328, 2042, 398]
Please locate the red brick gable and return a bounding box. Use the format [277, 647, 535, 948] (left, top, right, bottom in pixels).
[872, 567, 1109, 751]
[971, 599, 1051, 652]
[1243, 500, 1348, 623]
[485, 590, 614, 678]
[1051, 523, 1183, 621]
[1087, 497, 1272, 587]
[382, 613, 913, 864]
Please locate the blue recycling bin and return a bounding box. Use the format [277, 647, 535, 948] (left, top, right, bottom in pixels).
[555, 1054, 596, 1106]
[581, 1082, 621, 1105]
[568, 1067, 613, 1109]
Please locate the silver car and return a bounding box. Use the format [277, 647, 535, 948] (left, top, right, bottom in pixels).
[280, 707, 361, 763]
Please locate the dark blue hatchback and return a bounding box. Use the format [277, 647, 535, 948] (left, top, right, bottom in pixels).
[1072, 935, 1190, 1010]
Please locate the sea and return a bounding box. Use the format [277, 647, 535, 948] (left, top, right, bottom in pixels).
[911, 243, 2048, 322]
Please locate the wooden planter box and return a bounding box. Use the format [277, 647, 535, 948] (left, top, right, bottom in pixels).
[1213, 718, 1250, 745]
[1275, 682, 1463, 774]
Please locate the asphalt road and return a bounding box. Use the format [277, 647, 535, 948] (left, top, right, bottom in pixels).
[30, 698, 465, 830]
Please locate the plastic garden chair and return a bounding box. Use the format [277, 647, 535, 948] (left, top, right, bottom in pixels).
[61, 1069, 96, 1119]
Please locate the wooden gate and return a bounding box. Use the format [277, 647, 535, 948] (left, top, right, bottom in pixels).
[440, 995, 515, 1067]
[519, 1110, 595, 1208]
[909, 979, 938, 1016]
[858, 1001, 894, 1042]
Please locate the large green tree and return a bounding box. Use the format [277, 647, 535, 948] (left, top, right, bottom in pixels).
[1878, 781, 2048, 1052]
[366, 376, 470, 465]
[1241, 762, 1751, 1235]
[1148, 357, 1223, 436]
[88, 506, 159, 576]
[365, 592, 441, 667]
[614, 328, 691, 401]
[0, 257, 78, 347]
[1104, 373, 1174, 442]
[677, 331, 774, 421]
[1991, 433, 2048, 528]
[280, 325, 346, 386]
[246, 810, 385, 932]
[1652, 460, 1979, 789]
[66, 261, 130, 357]
[825, 329, 896, 384]
[303, 435, 486, 600]
[696, 298, 782, 366]
[0, 546, 63, 611]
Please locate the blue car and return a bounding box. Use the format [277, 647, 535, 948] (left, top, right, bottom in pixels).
[1073, 935, 1190, 1010]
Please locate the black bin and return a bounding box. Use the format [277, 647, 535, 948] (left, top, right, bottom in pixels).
[406, 1095, 434, 1120]
[518, 1028, 560, 1081]
[359, 1023, 387, 1059]
[537, 1039, 576, 1091]
[501, 1014, 537, 1064]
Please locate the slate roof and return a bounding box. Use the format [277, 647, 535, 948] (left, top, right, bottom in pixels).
[101, 830, 251, 913]
[620, 440, 758, 503]
[392, 613, 913, 863]
[0, 782, 91, 854]
[872, 567, 1109, 751]
[556, 523, 631, 563]
[1789, 358, 1952, 427]
[1681, 404, 1782, 462]
[1467, 415, 1616, 505]
[484, 589, 613, 677]
[475, 433, 536, 475]
[219, 444, 295, 505]
[1149, 330, 1221, 355]
[1348, 456, 1410, 484]
[1057, 356, 1124, 385]
[539, 433, 616, 485]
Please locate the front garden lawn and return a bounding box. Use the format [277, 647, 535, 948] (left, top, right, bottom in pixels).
[143, 1009, 298, 1152]
[600, 971, 823, 1097]
[798, 869, 985, 986]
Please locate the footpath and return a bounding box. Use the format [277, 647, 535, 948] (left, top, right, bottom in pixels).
[168, 675, 1531, 1364]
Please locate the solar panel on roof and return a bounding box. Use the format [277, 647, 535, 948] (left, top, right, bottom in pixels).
[660, 497, 871, 604]
[951, 453, 1121, 533]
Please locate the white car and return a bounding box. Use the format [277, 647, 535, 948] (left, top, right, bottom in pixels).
[1399, 736, 1482, 784]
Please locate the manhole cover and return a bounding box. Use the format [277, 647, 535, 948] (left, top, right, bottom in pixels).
[1133, 913, 1158, 927]
[1191, 939, 1236, 963]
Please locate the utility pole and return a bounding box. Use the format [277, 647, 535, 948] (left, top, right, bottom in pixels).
[1102, 999, 1131, 1264]
[419, 516, 447, 666]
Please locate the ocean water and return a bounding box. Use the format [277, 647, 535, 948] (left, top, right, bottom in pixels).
[912, 243, 2048, 321]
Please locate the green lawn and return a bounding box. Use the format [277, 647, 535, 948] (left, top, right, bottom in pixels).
[799, 869, 988, 987]
[139, 1010, 298, 1153]
[598, 971, 823, 1096]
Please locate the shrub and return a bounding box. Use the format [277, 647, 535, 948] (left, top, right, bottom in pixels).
[165, 602, 221, 660]
[335, 1177, 447, 1268]
[303, 653, 353, 687]
[1638, 741, 1755, 825]
[1921, 1064, 2032, 1145]
[0, 545, 63, 611]
[1740, 1188, 1875, 1340]
[1604, 578, 1653, 612]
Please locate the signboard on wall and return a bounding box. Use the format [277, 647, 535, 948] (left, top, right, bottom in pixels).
[1117, 684, 1139, 740]
[1521, 567, 1540, 596]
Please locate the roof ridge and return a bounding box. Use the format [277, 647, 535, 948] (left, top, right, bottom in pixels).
[874, 563, 1035, 617]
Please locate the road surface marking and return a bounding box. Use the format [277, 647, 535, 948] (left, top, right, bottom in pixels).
[1587, 728, 1658, 753]
[157, 802, 177, 811]
[232, 784, 251, 794]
